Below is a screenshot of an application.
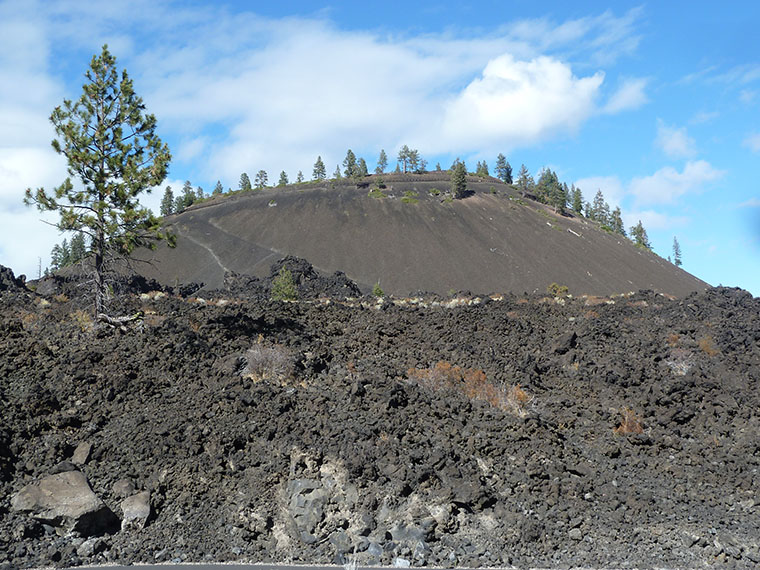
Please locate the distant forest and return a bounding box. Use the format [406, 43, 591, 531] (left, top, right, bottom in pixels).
[49, 145, 674, 274]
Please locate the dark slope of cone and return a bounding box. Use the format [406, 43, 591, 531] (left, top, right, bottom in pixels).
[136, 172, 708, 297]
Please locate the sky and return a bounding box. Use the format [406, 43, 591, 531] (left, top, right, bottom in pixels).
[1, 0, 759, 294]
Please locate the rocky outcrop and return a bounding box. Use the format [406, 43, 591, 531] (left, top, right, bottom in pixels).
[10, 471, 118, 537]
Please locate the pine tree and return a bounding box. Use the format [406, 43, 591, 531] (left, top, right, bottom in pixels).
[630, 220, 651, 249]
[343, 149, 357, 178]
[435, 162, 442, 171]
[69, 232, 87, 264]
[375, 149, 388, 174]
[175, 181, 195, 213]
[672, 236, 682, 266]
[516, 164, 533, 195]
[24, 45, 171, 316]
[495, 154, 511, 183]
[551, 181, 568, 213]
[271, 266, 297, 301]
[296, 171, 304, 183]
[571, 185, 583, 214]
[536, 168, 559, 204]
[611, 207, 626, 236]
[312, 156, 326, 180]
[195, 186, 204, 200]
[591, 190, 611, 225]
[278, 171, 289, 186]
[451, 161, 468, 199]
[333, 164, 342, 179]
[212, 180, 224, 195]
[50, 239, 70, 270]
[254, 170, 268, 189]
[397, 145, 411, 173]
[160, 186, 174, 216]
[357, 158, 369, 177]
[239, 172, 252, 192]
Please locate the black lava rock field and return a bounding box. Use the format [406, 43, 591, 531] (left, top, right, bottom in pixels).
[1, 261, 759, 569]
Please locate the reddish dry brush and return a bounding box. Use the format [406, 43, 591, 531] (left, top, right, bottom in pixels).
[698, 335, 720, 357]
[407, 361, 532, 416]
[613, 408, 644, 435]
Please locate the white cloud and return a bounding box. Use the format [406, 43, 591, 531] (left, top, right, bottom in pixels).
[630, 160, 724, 205]
[623, 209, 689, 231]
[602, 77, 648, 113]
[573, 175, 625, 208]
[437, 54, 604, 151]
[0, 1, 648, 277]
[739, 198, 760, 208]
[655, 120, 696, 158]
[743, 133, 760, 153]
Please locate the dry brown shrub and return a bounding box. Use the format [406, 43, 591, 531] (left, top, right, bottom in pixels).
[69, 310, 94, 332]
[242, 342, 295, 383]
[698, 336, 719, 357]
[667, 332, 680, 347]
[20, 311, 40, 331]
[53, 293, 69, 303]
[614, 408, 644, 435]
[407, 361, 532, 415]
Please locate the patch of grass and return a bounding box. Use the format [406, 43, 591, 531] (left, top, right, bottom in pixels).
[489, 186, 497, 194]
[401, 190, 419, 204]
[429, 188, 441, 196]
[601, 224, 613, 233]
[368, 187, 387, 199]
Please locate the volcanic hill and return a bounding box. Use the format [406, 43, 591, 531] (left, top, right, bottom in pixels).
[137, 172, 707, 297]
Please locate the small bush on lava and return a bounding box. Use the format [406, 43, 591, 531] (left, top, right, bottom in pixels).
[407, 361, 532, 416]
[242, 342, 295, 383]
[547, 282, 569, 296]
[613, 408, 644, 435]
[698, 335, 719, 357]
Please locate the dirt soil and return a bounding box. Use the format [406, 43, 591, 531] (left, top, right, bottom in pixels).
[1, 261, 758, 569]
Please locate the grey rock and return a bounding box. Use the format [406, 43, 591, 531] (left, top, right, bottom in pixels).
[71, 442, 92, 465]
[76, 537, 105, 558]
[569, 528, 583, 541]
[112, 478, 135, 499]
[121, 490, 151, 530]
[393, 557, 411, 567]
[11, 470, 118, 536]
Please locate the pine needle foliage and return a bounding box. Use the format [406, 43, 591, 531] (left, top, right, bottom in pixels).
[24, 45, 172, 317]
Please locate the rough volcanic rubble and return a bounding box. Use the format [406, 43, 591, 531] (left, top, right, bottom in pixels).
[0, 259, 759, 569]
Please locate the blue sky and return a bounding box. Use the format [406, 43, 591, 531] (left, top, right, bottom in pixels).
[1, 1, 759, 294]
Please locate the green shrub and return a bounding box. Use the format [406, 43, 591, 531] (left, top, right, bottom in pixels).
[372, 282, 384, 297]
[368, 187, 386, 199]
[271, 267, 297, 301]
[401, 190, 419, 204]
[429, 188, 441, 196]
[547, 282, 569, 296]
